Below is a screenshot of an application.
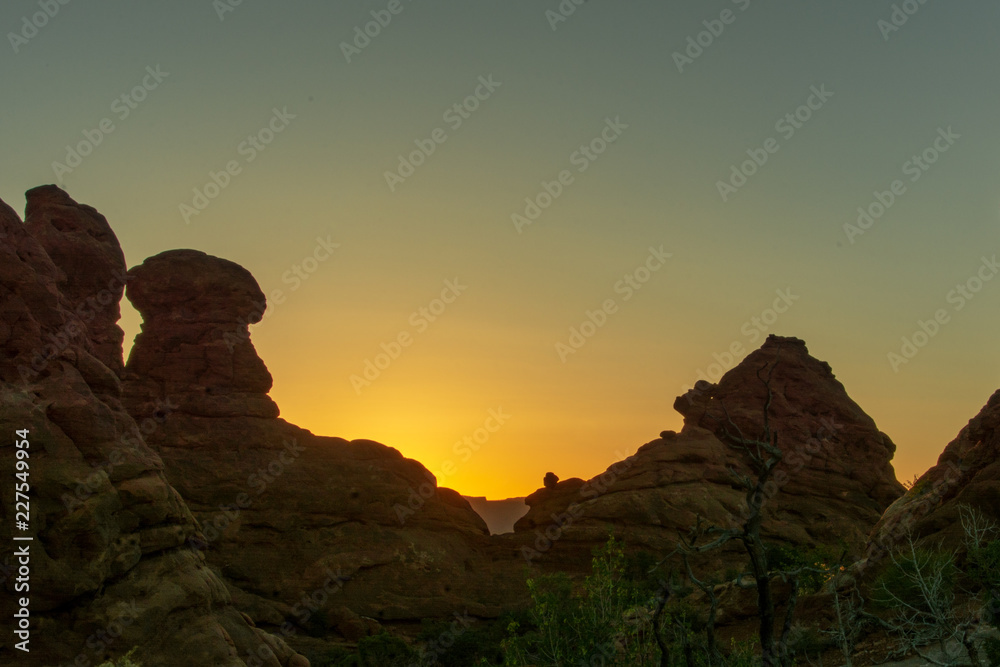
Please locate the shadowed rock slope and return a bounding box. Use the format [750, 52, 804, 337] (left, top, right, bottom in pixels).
[121, 249, 517, 651]
[0, 187, 307, 667]
[511, 336, 906, 574]
[866, 387, 1000, 567]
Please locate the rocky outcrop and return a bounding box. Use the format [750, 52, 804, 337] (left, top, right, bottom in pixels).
[0, 187, 307, 666]
[22, 185, 129, 375]
[865, 388, 1000, 565]
[3, 184, 927, 663]
[123, 249, 279, 421]
[512, 336, 906, 574]
[121, 249, 517, 652]
[677, 336, 905, 542]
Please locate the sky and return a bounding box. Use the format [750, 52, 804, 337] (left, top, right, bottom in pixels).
[2, 1, 998, 499]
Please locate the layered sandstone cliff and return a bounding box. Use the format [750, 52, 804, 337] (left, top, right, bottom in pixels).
[120, 249, 516, 653]
[0, 186, 307, 667]
[511, 336, 906, 574]
[4, 186, 940, 664]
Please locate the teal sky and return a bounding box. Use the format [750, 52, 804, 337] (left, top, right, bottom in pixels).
[2, 1, 998, 498]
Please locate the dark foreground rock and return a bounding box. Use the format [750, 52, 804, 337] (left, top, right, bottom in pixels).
[121, 249, 521, 653]
[865, 387, 1000, 567]
[0, 187, 307, 666]
[5, 185, 939, 664]
[510, 336, 906, 576]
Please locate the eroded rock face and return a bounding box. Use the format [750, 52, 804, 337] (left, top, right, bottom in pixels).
[0, 187, 306, 667]
[125, 249, 278, 420]
[122, 249, 514, 651]
[3, 184, 923, 662]
[865, 388, 1000, 566]
[23, 184, 129, 376]
[676, 336, 905, 539]
[512, 336, 906, 574]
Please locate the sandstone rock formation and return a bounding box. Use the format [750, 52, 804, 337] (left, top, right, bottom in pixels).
[2, 185, 926, 663]
[121, 249, 517, 655]
[0, 187, 307, 666]
[677, 336, 905, 539]
[512, 336, 906, 574]
[866, 387, 1000, 565]
[23, 185, 128, 375]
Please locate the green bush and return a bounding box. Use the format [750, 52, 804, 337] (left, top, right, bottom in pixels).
[502, 536, 660, 666]
[96, 648, 141, 667]
[724, 637, 760, 667]
[871, 546, 957, 613]
[765, 542, 840, 594]
[622, 548, 663, 596]
[967, 539, 1000, 623]
[910, 476, 930, 496]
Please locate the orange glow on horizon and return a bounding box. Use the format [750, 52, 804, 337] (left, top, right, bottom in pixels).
[120, 298, 970, 502]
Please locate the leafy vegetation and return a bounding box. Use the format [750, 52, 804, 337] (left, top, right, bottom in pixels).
[501, 536, 661, 666]
[857, 505, 1000, 666]
[871, 543, 958, 613]
[96, 648, 141, 667]
[765, 543, 841, 594]
[498, 534, 842, 666]
[239, 506, 1000, 667]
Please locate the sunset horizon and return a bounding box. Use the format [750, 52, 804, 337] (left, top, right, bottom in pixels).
[3, 2, 999, 665]
[5, 3, 997, 503]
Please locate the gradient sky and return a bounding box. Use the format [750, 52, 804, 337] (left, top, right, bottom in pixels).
[2, 1, 998, 499]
